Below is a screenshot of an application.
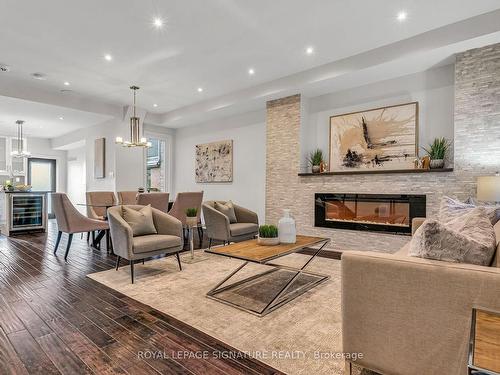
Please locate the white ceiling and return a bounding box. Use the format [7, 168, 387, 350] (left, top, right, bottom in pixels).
[1, 0, 500, 136]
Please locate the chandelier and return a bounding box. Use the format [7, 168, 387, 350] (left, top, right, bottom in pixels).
[115, 86, 151, 148]
[11, 120, 31, 158]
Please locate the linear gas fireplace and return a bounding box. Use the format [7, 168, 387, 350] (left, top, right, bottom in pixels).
[315, 193, 426, 235]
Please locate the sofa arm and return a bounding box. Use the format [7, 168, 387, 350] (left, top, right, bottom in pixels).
[412, 217, 426, 235]
[341, 251, 500, 375]
[234, 204, 258, 224]
[202, 204, 230, 241]
[107, 208, 133, 259]
[152, 209, 182, 238]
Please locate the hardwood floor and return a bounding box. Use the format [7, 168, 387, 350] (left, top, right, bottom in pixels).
[0, 222, 283, 375]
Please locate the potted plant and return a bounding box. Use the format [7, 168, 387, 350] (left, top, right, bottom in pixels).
[308, 149, 324, 173]
[185, 208, 198, 227]
[423, 137, 450, 169]
[257, 224, 280, 246]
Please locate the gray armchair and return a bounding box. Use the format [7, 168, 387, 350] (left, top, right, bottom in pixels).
[202, 201, 258, 248]
[107, 205, 183, 283]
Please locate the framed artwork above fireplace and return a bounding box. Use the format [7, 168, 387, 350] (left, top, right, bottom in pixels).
[329, 102, 418, 173]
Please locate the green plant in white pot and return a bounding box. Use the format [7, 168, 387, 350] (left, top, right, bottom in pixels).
[308, 149, 324, 173]
[423, 137, 450, 169]
[185, 207, 198, 227]
[257, 225, 280, 246]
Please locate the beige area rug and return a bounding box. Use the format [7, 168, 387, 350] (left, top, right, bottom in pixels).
[88, 252, 367, 375]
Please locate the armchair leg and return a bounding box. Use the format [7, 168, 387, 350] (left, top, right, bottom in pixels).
[86, 232, 90, 243]
[115, 256, 121, 270]
[130, 260, 134, 284]
[208, 238, 212, 249]
[54, 231, 62, 254]
[64, 234, 73, 261]
[197, 226, 203, 246]
[175, 252, 182, 271]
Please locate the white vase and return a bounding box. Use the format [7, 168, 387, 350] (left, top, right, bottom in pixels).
[278, 209, 296, 244]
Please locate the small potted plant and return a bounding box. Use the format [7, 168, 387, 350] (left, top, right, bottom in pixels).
[257, 224, 280, 246]
[185, 208, 198, 227]
[308, 149, 324, 173]
[423, 137, 450, 169]
[4, 180, 13, 192]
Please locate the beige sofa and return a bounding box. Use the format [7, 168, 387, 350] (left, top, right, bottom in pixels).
[342, 218, 500, 375]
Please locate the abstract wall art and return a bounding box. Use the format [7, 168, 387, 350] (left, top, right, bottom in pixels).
[329, 102, 418, 172]
[195, 140, 233, 183]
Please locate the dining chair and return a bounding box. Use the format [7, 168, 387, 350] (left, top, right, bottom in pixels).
[137, 192, 169, 212]
[117, 191, 137, 205]
[169, 191, 204, 242]
[51, 193, 109, 261]
[86, 191, 117, 220]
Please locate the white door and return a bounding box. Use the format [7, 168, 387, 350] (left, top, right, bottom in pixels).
[67, 159, 86, 214]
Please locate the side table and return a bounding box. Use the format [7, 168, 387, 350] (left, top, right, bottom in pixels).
[468, 308, 500, 375]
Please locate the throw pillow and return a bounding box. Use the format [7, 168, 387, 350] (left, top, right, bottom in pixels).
[214, 201, 237, 223]
[439, 196, 500, 225]
[122, 204, 157, 237]
[465, 196, 500, 223]
[409, 207, 496, 266]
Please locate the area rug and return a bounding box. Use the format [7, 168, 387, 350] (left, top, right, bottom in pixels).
[88, 252, 368, 375]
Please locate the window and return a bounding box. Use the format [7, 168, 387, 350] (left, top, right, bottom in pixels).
[145, 138, 166, 192]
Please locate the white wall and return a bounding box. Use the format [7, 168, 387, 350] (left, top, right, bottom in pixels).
[174, 110, 266, 221]
[66, 146, 86, 212]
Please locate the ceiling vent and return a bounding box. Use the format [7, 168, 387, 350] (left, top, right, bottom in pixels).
[0, 64, 10, 72]
[31, 72, 47, 80]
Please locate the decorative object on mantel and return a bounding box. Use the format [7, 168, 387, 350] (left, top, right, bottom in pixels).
[307, 149, 324, 173]
[94, 137, 106, 179]
[115, 86, 152, 148]
[185, 207, 198, 227]
[477, 173, 500, 203]
[298, 167, 453, 177]
[423, 137, 450, 169]
[195, 140, 233, 183]
[257, 225, 280, 246]
[329, 102, 418, 173]
[278, 209, 296, 244]
[11, 120, 31, 158]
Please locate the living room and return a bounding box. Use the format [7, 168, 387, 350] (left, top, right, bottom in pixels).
[0, 2, 500, 375]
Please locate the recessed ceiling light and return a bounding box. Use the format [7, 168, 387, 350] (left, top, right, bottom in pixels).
[64, 81, 70, 86]
[59, 116, 64, 120]
[31, 72, 47, 80]
[197, 87, 203, 93]
[248, 68, 255, 75]
[397, 11, 407, 22]
[104, 54, 113, 61]
[306, 46, 314, 55]
[153, 17, 164, 28]
[153, 103, 158, 107]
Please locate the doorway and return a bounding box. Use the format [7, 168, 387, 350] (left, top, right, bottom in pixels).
[28, 158, 57, 218]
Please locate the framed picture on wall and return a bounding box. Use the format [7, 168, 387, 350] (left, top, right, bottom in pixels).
[94, 137, 105, 179]
[329, 102, 418, 172]
[195, 140, 233, 183]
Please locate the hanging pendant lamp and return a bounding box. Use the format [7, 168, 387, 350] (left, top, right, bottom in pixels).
[115, 86, 151, 148]
[11, 120, 31, 158]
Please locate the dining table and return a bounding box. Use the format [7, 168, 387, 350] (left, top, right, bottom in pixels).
[77, 203, 116, 252]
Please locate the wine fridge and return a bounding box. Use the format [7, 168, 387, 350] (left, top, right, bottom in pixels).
[8, 193, 47, 233]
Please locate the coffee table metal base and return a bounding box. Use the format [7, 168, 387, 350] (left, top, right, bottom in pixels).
[206, 240, 329, 317]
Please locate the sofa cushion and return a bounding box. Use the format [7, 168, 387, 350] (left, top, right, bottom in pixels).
[215, 201, 237, 223]
[132, 234, 181, 254]
[229, 223, 259, 237]
[409, 207, 496, 266]
[439, 196, 500, 225]
[122, 204, 157, 237]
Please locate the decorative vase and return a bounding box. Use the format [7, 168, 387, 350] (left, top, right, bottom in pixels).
[278, 209, 296, 244]
[430, 159, 444, 169]
[257, 236, 280, 246]
[312, 165, 320, 173]
[186, 216, 198, 227]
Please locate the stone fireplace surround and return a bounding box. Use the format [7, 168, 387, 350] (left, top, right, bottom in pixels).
[265, 43, 500, 253]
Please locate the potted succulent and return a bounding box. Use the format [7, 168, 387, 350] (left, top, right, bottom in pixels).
[423, 137, 450, 169]
[185, 208, 198, 227]
[257, 224, 280, 246]
[308, 149, 324, 173]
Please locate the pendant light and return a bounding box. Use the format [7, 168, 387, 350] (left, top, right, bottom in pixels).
[11, 120, 31, 158]
[115, 86, 151, 148]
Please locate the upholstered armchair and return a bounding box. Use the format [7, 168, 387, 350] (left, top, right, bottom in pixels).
[52, 193, 109, 261]
[107, 205, 183, 283]
[202, 201, 258, 248]
[169, 191, 204, 242]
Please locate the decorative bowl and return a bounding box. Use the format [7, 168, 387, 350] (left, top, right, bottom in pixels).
[15, 184, 32, 192]
[257, 236, 280, 246]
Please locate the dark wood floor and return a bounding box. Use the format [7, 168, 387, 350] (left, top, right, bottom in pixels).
[0, 222, 283, 375]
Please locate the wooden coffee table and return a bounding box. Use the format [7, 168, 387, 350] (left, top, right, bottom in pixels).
[205, 235, 330, 316]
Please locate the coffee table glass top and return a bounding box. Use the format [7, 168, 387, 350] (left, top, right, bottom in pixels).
[205, 235, 327, 263]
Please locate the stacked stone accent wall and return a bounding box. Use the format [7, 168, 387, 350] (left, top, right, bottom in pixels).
[265, 43, 500, 252]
